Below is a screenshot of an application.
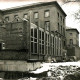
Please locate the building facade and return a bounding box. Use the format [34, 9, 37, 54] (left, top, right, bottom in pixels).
[66, 28, 80, 60]
[0, 1, 69, 79]
[0, 1, 67, 61]
[66, 28, 79, 47]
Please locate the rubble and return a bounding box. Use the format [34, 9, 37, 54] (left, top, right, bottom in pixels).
[18, 62, 80, 80]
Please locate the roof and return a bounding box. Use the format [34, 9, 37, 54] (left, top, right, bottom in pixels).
[2, 1, 66, 16]
[66, 28, 79, 34]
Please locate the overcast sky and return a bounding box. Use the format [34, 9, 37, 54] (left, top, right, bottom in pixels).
[0, 0, 80, 46]
[0, 0, 65, 9]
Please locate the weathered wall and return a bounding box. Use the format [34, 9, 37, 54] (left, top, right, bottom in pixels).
[0, 11, 3, 22]
[67, 47, 75, 56]
[66, 30, 79, 46]
[0, 26, 6, 42]
[3, 4, 66, 34]
[5, 20, 30, 50]
[0, 60, 41, 71]
[0, 50, 29, 60]
[0, 2, 66, 61]
[75, 47, 80, 60]
[67, 46, 80, 60]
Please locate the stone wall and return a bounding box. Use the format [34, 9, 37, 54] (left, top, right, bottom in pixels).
[0, 60, 41, 71]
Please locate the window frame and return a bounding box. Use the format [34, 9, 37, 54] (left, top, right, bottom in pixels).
[14, 15, 18, 19]
[60, 16, 62, 21]
[23, 13, 28, 19]
[45, 31, 50, 55]
[5, 16, 9, 21]
[45, 21, 50, 31]
[39, 28, 45, 55]
[31, 27, 38, 54]
[57, 12, 59, 19]
[63, 18, 64, 25]
[34, 12, 39, 19]
[44, 10, 50, 18]
[69, 39, 73, 45]
[51, 34, 54, 55]
[58, 23, 59, 32]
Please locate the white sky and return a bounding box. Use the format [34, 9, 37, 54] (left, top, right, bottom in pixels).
[0, 2, 37, 9]
[62, 2, 80, 47]
[0, 0, 80, 46]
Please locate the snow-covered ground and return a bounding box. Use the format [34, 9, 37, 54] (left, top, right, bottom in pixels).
[31, 62, 80, 74]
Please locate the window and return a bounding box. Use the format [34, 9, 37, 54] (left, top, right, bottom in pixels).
[5, 16, 9, 21]
[23, 13, 28, 19]
[64, 41, 66, 47]
[51, 34, 54, 55]
[60, 39, 62, 56]
[69, 39, 73, 45]
[61, 26, 62, 34]
[55, 37, 58, 56]
[54, 37, 57, 56]
[54, 37, 60, 56]
[56, 37, 58, 56]
[14, 15, 19, 21]
[57, 12, 59, 18]
[58, 38, 61, 56]
[63, 28, 65, 36]
[60, 16, 62, 21]
[59, 26, 61, 34]
[45, 32, 49, 54]
[34, 12, 39, 19]
[2, 43, 5, 49]
[14, 15, 18, 18]
[31, 27, 38, 54]
[63, 19, 64, 24]
[44, 10, 50, 17]
[39, 28, 44, 54]
[58, 23, 60, 32]
[45, 21, 50, 31]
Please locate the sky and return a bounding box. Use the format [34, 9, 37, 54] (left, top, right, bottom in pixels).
[0, 0, 80, 46]
[0, 0, 64, 9]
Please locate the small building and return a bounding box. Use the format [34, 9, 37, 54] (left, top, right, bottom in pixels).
[66, 28, 80, 60]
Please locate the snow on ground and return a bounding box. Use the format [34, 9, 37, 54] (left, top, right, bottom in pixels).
[31, 62, 80, 74]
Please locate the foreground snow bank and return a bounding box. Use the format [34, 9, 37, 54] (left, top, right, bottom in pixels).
[31, 62, 80, 74]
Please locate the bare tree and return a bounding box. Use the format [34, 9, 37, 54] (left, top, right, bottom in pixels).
[75, 10, 80, 20]
[61, 0, 80, 20]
